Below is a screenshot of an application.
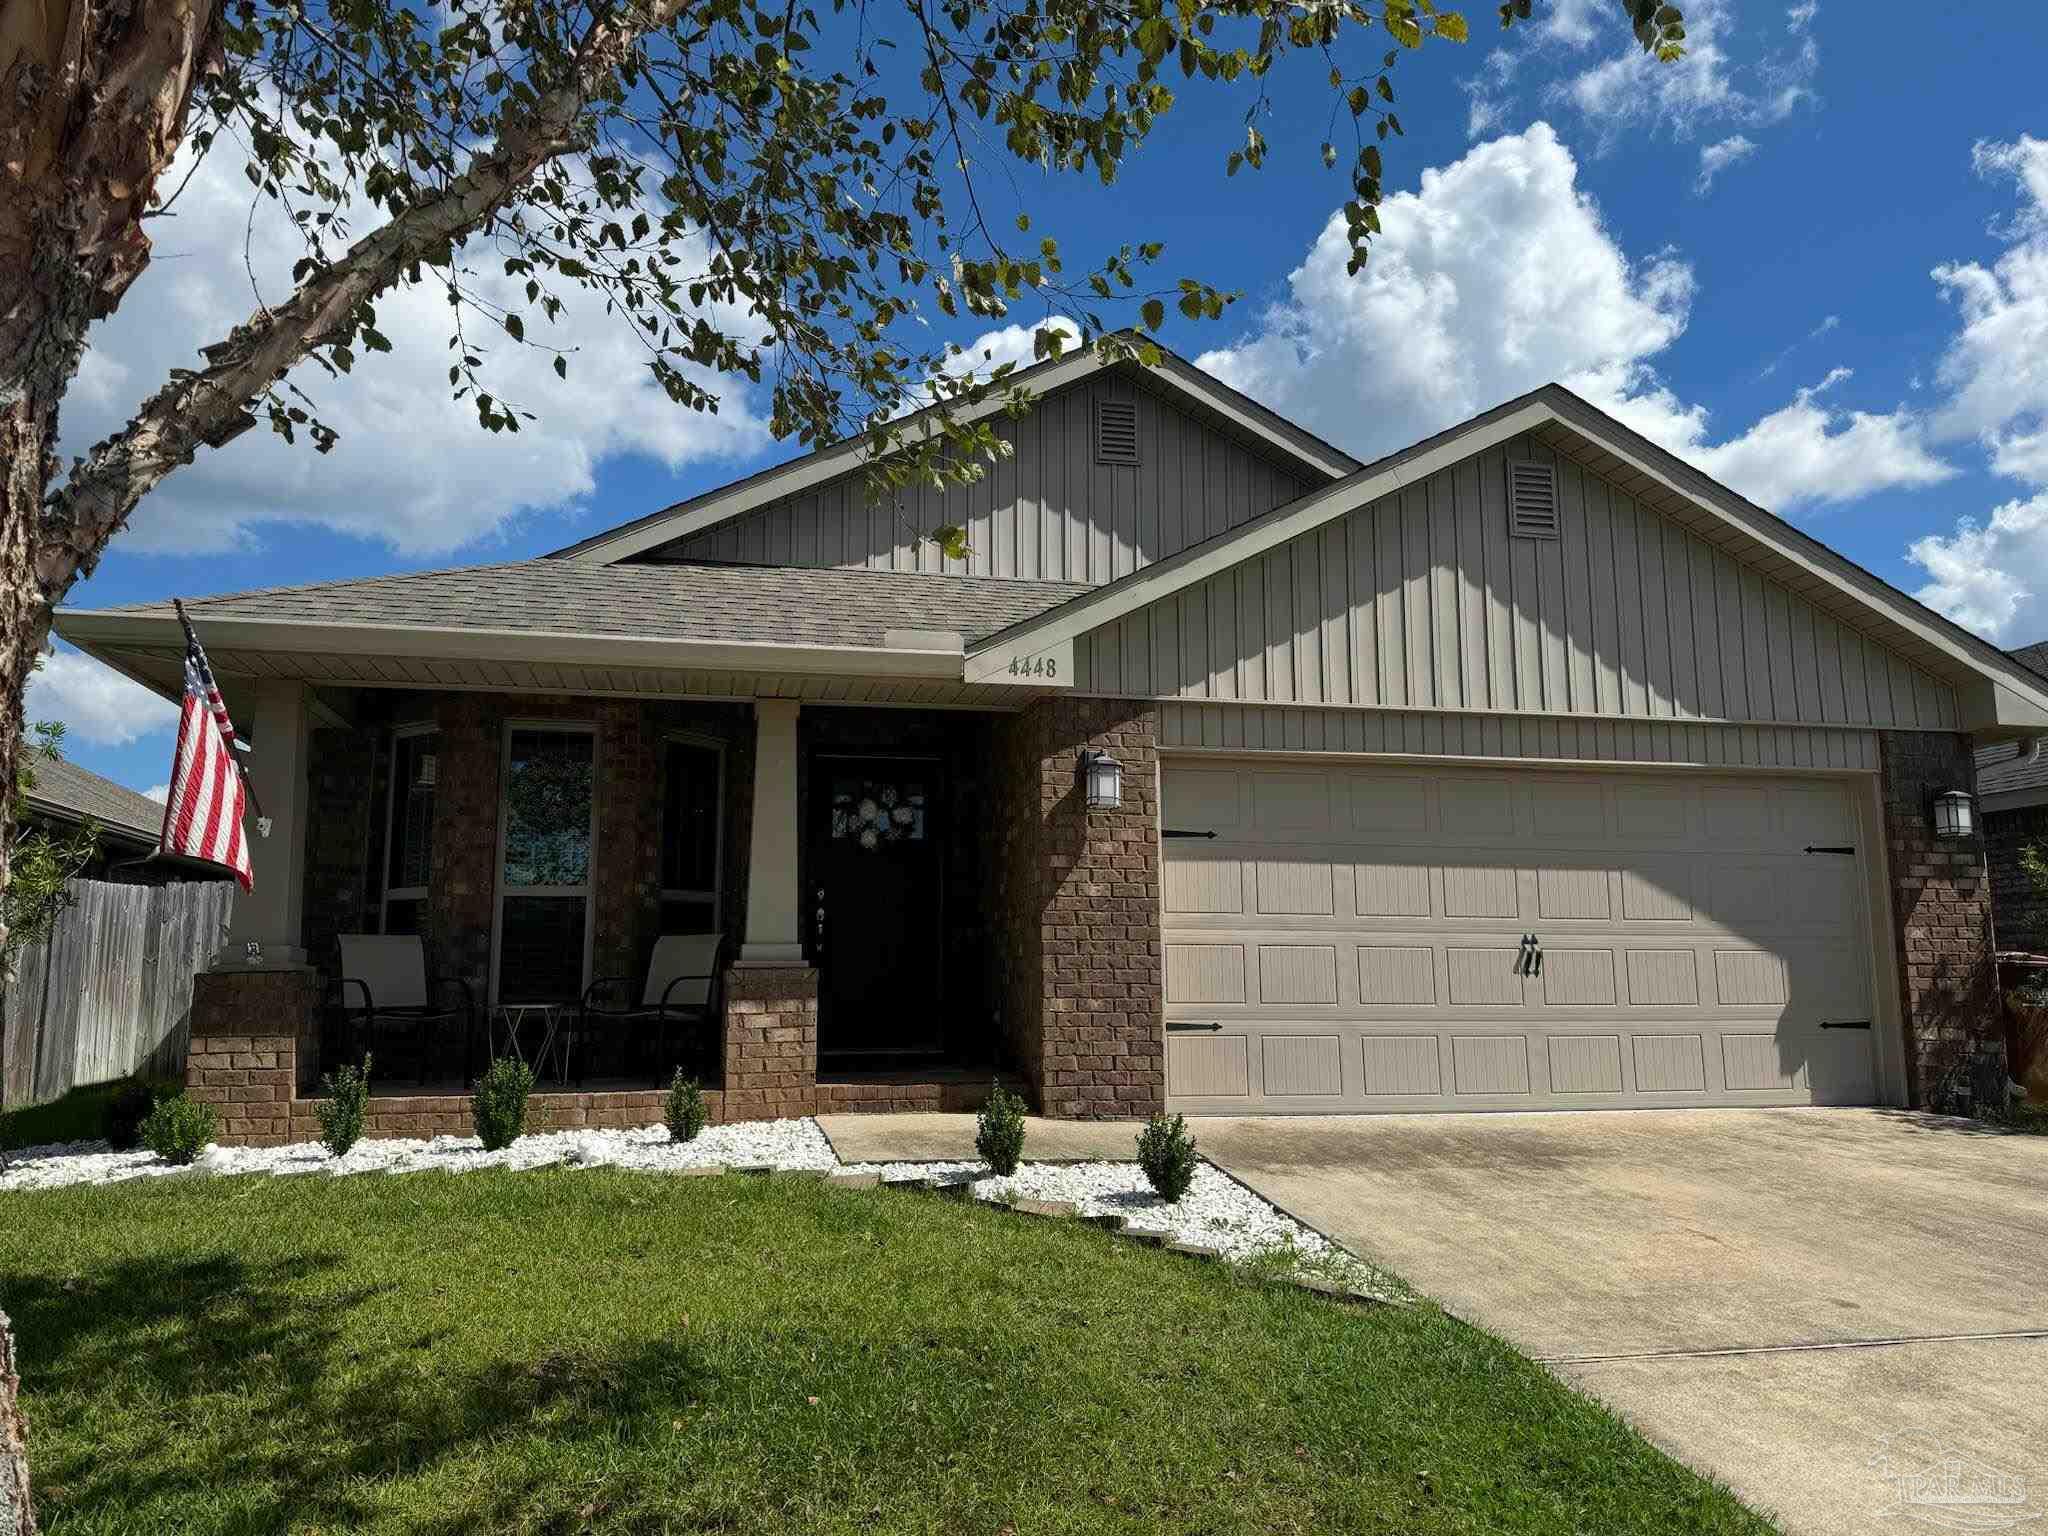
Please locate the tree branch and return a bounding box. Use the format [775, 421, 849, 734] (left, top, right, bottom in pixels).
[40, 0, 690, 599]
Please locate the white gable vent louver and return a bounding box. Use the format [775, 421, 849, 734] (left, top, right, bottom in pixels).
[1507, 460, 1560, 539]
[1095, 398, 1140, 466]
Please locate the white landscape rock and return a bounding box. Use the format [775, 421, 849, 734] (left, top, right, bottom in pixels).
[0, 1120, 1390, 1293]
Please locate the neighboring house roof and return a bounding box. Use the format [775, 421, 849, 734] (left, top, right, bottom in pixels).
[550, 339, 1365, 566]
[1979, 641, 2048, 809]
[72, 560, 1093, 649]
[23, 753, 164, 847]
[966, 383, 2048, 734]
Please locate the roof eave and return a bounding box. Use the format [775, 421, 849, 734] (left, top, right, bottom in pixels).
[54, 609, 970, 683]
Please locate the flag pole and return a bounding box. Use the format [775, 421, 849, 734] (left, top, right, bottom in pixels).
[172, 597, 266, 826]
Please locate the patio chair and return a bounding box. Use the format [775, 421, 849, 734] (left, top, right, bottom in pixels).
[572, 934, 724, 1085]
[331, 934, 478, 1086]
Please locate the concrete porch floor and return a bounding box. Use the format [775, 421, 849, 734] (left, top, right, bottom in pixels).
[814, 1112, 1143, 1162]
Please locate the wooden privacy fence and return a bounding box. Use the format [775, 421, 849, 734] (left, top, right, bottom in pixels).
[0, 878, 234, 1109]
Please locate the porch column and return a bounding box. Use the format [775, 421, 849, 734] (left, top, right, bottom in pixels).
[222, 679, 313, 967]
[737, 698, 805, 966]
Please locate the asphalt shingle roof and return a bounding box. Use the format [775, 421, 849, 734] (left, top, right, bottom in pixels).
[25, 754, 165, 844]
[92, 561, 1095, 650]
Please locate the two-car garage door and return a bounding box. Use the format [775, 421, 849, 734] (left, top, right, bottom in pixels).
[1161, 759, 1881, 1113]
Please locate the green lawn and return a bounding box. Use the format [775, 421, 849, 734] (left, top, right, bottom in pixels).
[0, 1170, 1773, 1535]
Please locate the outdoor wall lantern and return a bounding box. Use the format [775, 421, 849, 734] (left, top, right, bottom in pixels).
[1080, 748, 1123, 812]
[1932, 788, 1976, 840]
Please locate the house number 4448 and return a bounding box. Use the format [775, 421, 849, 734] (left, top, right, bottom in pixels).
[1007, 655, 1058, 678]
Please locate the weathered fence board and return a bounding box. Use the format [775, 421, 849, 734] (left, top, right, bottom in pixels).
[0, 878, 233, 1109]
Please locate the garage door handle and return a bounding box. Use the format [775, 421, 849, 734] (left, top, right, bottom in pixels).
[1168, 1021, 1224, 1033]
[1820, 1019, 1872, 1030]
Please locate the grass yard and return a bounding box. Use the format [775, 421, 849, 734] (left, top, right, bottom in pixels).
[1, 1169, 1773, 1535]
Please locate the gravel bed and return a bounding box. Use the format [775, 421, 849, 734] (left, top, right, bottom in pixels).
[842, 1157, 1398, 1292]
[0, 1119, 836, 1192]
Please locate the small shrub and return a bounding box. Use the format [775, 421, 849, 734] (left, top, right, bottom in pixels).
[140, 1096, 217, 1166]
[104, 1081, 158, 1151]
[1136, 1112, 1199, 1203]
[317, 1055, 374, 1157]
[472, 1056, 534, 1151]
[974, 1081, 1028, 1175]
[663, 1069, 708, 1143]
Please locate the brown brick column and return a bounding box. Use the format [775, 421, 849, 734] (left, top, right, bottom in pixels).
[987, 697, 1163, 1120]
[721, 965, 818, 1120]
[1879, 731, 2000, 1108]
[184, 969, 319, 1147]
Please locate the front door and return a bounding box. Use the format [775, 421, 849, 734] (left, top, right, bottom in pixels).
[809, 755, 943, 1056]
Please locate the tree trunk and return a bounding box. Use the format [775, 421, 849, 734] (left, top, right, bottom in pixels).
[0, 1308, 34, 1536]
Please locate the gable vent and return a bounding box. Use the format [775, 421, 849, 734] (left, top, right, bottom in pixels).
[1507, 460, 1560, 539]
[1095, 398, 1139, 466]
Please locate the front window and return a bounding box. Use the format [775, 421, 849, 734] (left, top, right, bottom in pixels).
[495, 724, 597, 1004]
[383, 728, 438, 935]
[660, 736, 723, 935]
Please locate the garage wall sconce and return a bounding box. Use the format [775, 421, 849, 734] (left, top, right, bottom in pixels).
[1931, 788, 1976, 840]
[1080, 748, 1123, 812]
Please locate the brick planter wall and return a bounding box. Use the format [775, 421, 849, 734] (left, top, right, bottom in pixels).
[1988, 802, 2048, 955]
[986, 697, 1164, 1120]
[1879, 730, 2000, 1107]
[721, 965, 819, 1120]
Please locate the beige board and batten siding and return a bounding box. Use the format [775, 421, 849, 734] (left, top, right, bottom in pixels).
[1161, 759, 1885, 1114]
[1073, 433, 1959, 735]
[643, 375, 1316, 585]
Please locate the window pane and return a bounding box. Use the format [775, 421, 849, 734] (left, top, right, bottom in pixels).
[499, 896, 586, 1002]
[504, 730, 593, 888]
[662, 741, 720, 894]
[660, 897, 716, 936]
[387, 732, 439, 890]
[385, 897, 425, 937]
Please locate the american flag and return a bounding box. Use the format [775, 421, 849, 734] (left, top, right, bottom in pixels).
[159, 602, 253, 890]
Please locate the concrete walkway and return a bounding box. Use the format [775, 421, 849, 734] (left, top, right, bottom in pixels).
[814, 1112, 1143, 1163]
[1194, 1109, 2048, 1536]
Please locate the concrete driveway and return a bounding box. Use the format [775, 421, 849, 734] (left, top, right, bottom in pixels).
[1198, 1109, 2048, 1536]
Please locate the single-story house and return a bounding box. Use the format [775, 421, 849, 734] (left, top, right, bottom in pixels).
[1982, 641, 2048, 958]
[21, 754, 175, 882]
[54, 344, 2048, 1143]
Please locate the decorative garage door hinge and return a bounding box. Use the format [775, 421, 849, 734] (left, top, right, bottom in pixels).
[1820, 1019, 1873, 1030]
[1167, 1021, 1225, 1033]
[1803, 844, 1856, 855]
[1162, 829, 1218, 839]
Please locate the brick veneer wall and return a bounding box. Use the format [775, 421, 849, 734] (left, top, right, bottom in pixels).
[986, 697, 1164, 1119]
[1988, 803, 2048, 955]
[1879, 730, 2001, 1106]
[721, 965, 819, 1119]
[185, 970, 321, 1145]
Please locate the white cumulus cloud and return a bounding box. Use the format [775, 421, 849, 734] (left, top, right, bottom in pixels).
[64, 139, 772, 558]
[1558, 0, 1817, 143]
[28, 646, 180, 748]
[1196, 124, 1947, 515]
[1908, 137, 2048, 642]
[143, 784, 171, 804]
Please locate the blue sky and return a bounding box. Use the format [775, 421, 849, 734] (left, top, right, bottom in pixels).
[40, 1, 2048, 796]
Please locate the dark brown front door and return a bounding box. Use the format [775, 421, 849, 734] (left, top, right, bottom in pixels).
[809, 756, 943, 1056]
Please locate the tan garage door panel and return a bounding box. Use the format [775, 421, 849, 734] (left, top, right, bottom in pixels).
[1162, 760, 1878, 1114]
